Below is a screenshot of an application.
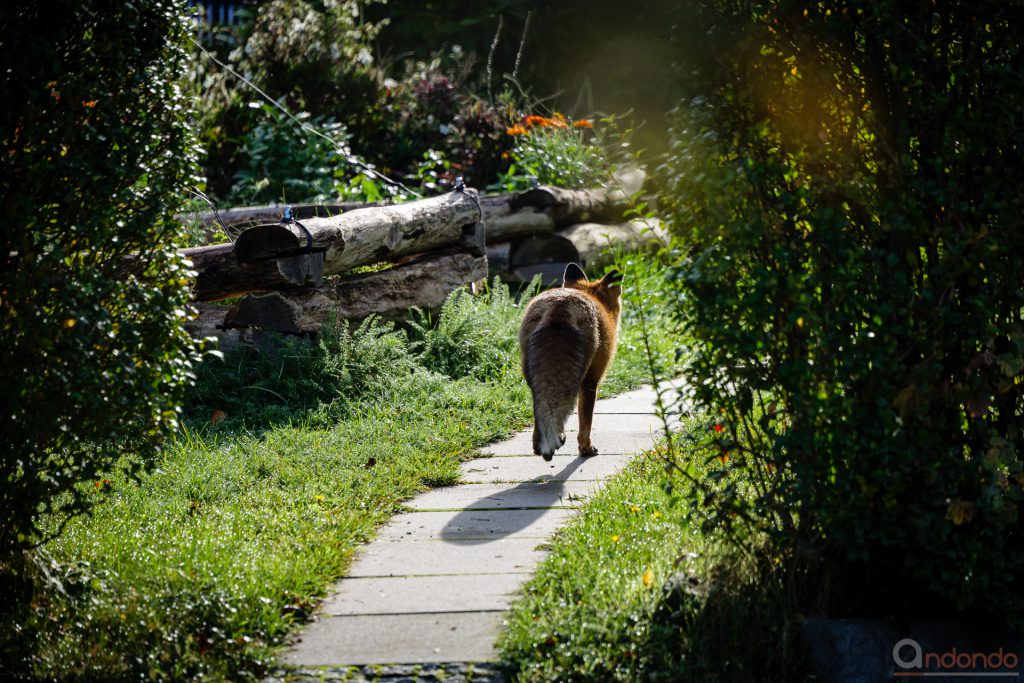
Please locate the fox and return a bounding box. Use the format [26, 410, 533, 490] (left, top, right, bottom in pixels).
[519, 263, 623, 460]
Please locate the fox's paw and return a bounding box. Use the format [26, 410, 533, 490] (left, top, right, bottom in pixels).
[579, 444, 598, 458]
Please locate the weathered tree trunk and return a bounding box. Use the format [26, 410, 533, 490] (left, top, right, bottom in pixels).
[512, 186, 619, 226]
[485, 207, 556, 241]
[558, 218, 667, 272]
[222, 247, 488, 334]
[178, 200, 392, 229]
[509, 167, 647, 227]
[181, 243, 324, 302]
[184, 303, 270, 351]
[478, 192, 517, 223]
[488, 218, 667, 283]
[232, 190, 482, 272]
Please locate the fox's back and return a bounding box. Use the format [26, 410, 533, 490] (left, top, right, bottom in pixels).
[519, 288, 601, 353]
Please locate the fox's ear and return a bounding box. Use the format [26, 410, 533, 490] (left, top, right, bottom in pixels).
[563, 263, 588, 285]
[600, 269, 623, 287]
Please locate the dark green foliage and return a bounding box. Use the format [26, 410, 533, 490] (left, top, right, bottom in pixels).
[0, 1, 202, 554]
[189, 0, 515, 203]
[229, 102, 351, 204]
[365, 60, 515, 189]
[186, 316, 415, 427]
[663, 0, 1024, 620]
[407, 278, 540, 380]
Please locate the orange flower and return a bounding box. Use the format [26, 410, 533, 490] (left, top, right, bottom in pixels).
[83, 100, 98, 109]
[506, 123, 528, 136]
[523, 115, 547, 127]
[550, 113, 568, 128]
[573, 119, 594, 129]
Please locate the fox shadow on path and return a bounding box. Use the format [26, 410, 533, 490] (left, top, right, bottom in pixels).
[438, 456, 586, 545]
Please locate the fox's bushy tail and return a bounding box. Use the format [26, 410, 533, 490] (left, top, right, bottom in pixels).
[526, 322, 590, 457]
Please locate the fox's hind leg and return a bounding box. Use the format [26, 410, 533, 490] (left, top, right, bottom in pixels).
[577, 376, 600, 457]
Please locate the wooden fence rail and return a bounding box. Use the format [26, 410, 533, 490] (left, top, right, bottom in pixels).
[181, 170, 665, 349]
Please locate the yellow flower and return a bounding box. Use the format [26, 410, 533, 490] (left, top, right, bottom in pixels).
[946, 498, 974, 525]
[642, 568, 655, 589]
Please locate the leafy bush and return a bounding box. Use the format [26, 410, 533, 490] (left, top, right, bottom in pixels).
[228, 101, 351, 204]
[189, 4, 515, 202]
[187, 0, 389, 201]
[186, 316, 414, 427]
[0, 1, 202, 555]
[663, 0, 1024, 621]
[244, 0, 385, 121]
[494, 113, 620, 191]
[365, 55, 516, 189]
[408, 277, 540, 380]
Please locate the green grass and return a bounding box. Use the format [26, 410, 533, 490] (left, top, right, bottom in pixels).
[496, 249, 806, 681]
[10, 269, 678, 682]
[499, 452, 695, 682]
[498, 419, 807, 683]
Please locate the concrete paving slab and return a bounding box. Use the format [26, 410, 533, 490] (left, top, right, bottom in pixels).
[563, 412, 667, 433]
[376, 509, 575, 543]
[480, 430, 661, 457]
[406, 481, 596, 511]
[460, 454, 631, 483]
[593, 398, 660, 413]
[320, 574, 525, 616]
[282, 611, 502, 665]
[279, 383, 678, 671]
[345, 537, 548, 577]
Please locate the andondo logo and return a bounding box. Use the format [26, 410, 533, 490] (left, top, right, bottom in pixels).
[893, 638, 1021, 677]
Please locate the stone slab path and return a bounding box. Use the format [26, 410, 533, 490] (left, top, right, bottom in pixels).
[278, 385, 670, 681]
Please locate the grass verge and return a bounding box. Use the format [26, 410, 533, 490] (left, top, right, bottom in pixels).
[8, 269, 676, 682]
[498, 420, 806, 683]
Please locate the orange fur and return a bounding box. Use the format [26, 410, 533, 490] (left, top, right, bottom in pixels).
[519, 263, 622, 459]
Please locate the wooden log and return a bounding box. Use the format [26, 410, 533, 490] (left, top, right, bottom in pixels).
[177, 200, 392, 229]
[485, 207, 556, 241]
[610, 165, 647, 198]
[488, 234, 579, 285]
[181, 243, 325, 302]
[557, 218, 667, 272]
[511, 186, 616, 226]
[509, 167, 647, 227]
[184, 303, 269, 351]
[486, 242, 512, 274]
[459, 222, 487, 257]
[222, 247, 489, 334]
[489, 217, 667, 283]
[478, 192, 517, 223]
[233, 190, 482, 273]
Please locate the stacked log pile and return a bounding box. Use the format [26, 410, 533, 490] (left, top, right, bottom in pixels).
[180, 170, 665, 348]
[482, 167, 667, 284]
[182, 189, 486, 349]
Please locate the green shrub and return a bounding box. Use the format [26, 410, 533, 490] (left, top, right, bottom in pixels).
[408, 277, 540, 380]
[228, 101, 351, 204]
[186, 316, 414, 428]
[0, 1, 202, 555]
[662, 0, 1024, 621]
[494, 113, 617, 192]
